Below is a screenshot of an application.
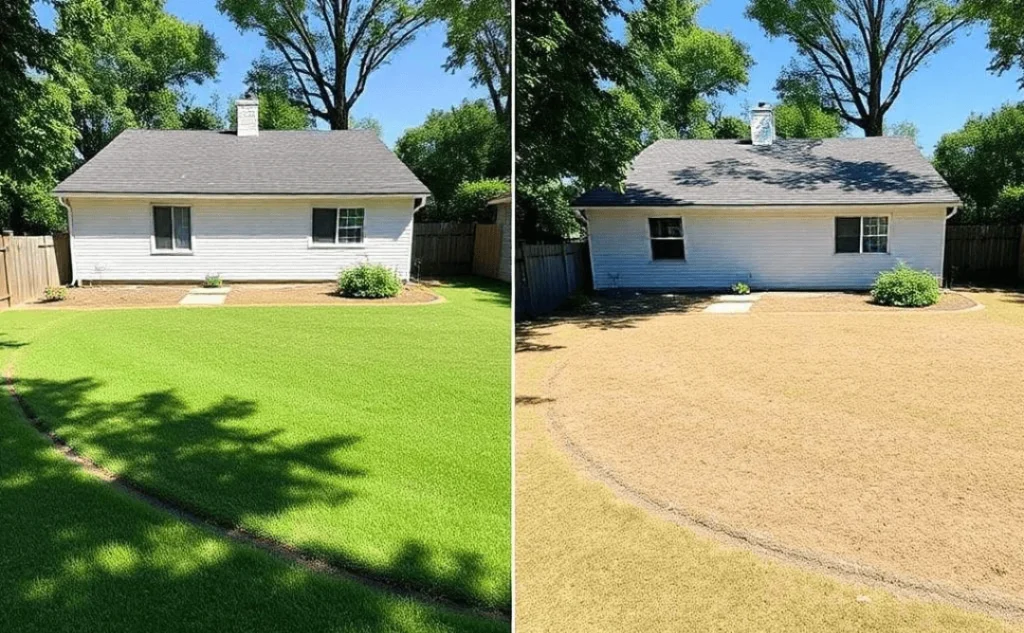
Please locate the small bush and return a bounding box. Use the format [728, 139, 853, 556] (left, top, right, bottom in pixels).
[731, 282, 750, 295]
[338, 263, 403, 298]
[203, 274, 223, 288]
[44, 286, 68, 302]
[871, 263, 940, 307]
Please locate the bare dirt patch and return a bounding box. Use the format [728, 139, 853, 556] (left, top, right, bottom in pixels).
[24, 285, 192, 308]
[756, 291, 978, 313]
[224, 283, 439, 306]
[538, 292, 1024, 606]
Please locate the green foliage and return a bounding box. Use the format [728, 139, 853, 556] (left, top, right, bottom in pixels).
[436, 0, 510, 120]
[713, 115, 749, 139]
[516, 181, 582, 241]
[871, 263, 941, 307]
[516, 0, 644, 189]
[627, 0, 752, 140]
[57, 0, 224, 160]
[885, 120, 921, 148]
[338, 263, 404, 298]
[427, 179, 510, 223]
[203, 274, 223, 288]
[992, 185, 1024, 224]
[349, 116, 384, 138]
[181, 106, 224, 130]
[771, 65, 844, 139]
[43, 286, 69, 302]
[934, 103, 1024, 222]
[970, 0, 1024, 86]
[217, 0, 436, 129]
[747, 0, 972, 136]
[396, 100, 509, 204]
[731, 282, 751, 295]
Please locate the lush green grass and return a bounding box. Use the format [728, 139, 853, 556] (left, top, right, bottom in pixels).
[1, 280, 511, 612]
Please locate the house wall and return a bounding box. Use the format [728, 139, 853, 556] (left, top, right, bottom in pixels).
[67, 196, 417, 282]
[586, 205, 948, 290]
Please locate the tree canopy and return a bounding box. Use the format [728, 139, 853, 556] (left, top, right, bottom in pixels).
[438, 0, 510, 121]
[772, 66, 845, 139]
[747, 0, 972, 136]
[217, 0, 438, 129]
[971, 0, 1024, 86]
[934, 103, 1024, 223]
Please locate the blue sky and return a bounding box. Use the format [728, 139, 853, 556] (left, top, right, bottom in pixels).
[614, 1, 1022, 155]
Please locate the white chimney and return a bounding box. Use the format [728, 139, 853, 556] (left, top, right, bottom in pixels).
[750, 102, 775, 146]
[236, 96, 259, 137]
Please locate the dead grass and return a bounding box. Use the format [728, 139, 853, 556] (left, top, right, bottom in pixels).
[515, 291, 1024, 632]
[755, 291, 978, 313]
[25, 285, 192, 308]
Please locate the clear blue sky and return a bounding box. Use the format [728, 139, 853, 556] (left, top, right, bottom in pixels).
[36, 1, 483, 147]
[614, 1, 1022, 155]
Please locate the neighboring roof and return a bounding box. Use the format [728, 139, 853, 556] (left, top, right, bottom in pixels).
[574, 137, 960, 208]
[55, 129, 430, 196]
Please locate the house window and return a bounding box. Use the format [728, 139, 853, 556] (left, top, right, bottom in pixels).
[153, 206, 191, 252]
[649, 217, 685, 260]
[835, 216, 889, 254]
[312, 208, 365, 244]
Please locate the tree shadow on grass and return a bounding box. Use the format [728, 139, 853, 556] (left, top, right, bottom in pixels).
[0, 412, 508, 633]
[6, 373, 509, 615]
[433, 276, 511, 308]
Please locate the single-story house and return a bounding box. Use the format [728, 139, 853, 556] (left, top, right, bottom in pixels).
[54, 98, 430, 284]
[574, 105, 961, 291]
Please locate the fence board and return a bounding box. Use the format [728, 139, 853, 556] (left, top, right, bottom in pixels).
[516, 241, 591, 320]
[0, 235, 61, 309]
[944, 224, 1023, 283]
[412, 223, 476, 277]
[53, 233, 72, 285]
[472, 224, 502, 279]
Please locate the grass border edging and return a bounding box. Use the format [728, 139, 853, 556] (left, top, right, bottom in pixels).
[2, 362, 509, 623]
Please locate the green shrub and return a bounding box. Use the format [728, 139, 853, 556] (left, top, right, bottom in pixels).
[731, 282, 750, 295]
[43, 286, 68, 302]
[338, 263, 403, 298]
[203, 274, 223, 288]
[871, 263, 940, 307]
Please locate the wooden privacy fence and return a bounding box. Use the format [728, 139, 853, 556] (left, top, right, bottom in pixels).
[516, 242, 591, 320]
[944, 224, 1023, 283]
[0, 234, 63, 309]
[412, 223, 476, 277]
[472, 224, 502, 279]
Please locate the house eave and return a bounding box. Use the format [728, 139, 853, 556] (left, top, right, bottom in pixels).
[53, 191, 430, 200]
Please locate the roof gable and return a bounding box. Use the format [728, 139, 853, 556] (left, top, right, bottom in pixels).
[55, 129, 430, 196]
[575, 137, 960, 207]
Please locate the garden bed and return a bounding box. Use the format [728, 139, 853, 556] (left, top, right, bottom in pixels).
[753, 290, 978, 313]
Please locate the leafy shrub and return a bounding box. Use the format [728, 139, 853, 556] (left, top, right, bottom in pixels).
[731, 282, 751, 295]
[203, 274, 223, 288]
[423, 179, 510, 223]
[871, 263, 940, 307]
[338, 263, 403, 298]
[43, 286, 68, 302]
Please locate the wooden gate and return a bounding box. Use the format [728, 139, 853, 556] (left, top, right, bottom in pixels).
[0, 235, 62, 309]
[472, 224, 502, 279]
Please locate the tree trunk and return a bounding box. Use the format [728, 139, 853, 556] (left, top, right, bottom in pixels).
[864, 115, 884, 137]
[329, 106, 349, 130]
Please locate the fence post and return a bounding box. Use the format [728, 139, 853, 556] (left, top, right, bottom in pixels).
[0, 233, 10, 309]
[1019, 224, 1024, 281]
[561, 243, 573, 295]
[519, 242, 535, 318]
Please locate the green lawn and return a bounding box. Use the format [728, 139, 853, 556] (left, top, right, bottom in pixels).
[0, 280, 510, 623]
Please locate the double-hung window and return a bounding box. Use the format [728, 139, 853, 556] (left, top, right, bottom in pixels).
[153, 206, 192, 252]
[835, 216, 889, 254]
[649, 217, 685, 260]
[312, 208, 365, 245]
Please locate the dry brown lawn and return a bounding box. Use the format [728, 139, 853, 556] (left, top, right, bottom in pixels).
[755, 290, 978, 312]
[24, 284, 193, 307]
[516, 291, 1024, 632]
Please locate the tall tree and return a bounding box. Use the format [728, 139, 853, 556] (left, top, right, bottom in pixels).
[747, 0, 972, 136]
[934, 103, 1024, 222]
[438, 0, 510, 121]
[772, 66, 845, 138]
[217, 0, 437, 130]
[627, 0, 752, 140]
[57, 0, 223, 160]
[396, 100, 508, 204]
[970, 0, 1024, 86]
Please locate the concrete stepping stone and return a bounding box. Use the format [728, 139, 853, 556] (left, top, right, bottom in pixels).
[704, 302, 752, 314]
[179, 286, 231, 305]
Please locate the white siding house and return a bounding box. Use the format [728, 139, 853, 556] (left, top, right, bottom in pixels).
[575, 115, 961, 291]
[55, 98, 429, 284]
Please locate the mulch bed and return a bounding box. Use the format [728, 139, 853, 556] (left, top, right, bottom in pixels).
[21, 283, 440, 309]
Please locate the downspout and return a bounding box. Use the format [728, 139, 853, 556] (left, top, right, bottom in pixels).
[942, 206, 959, 288]
[57, 196, 77, 286]
[410, 196, 428, 281]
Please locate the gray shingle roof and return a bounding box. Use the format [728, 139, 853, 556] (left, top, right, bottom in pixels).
[54, 129, 430, 196]
[574, 137, 960, 207]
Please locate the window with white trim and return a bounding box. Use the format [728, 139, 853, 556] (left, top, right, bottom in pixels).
[312, 208, 365, 244]
[153, 206, 191, 252]
[649, 217, 685, 260]
[835, 216, 888, 254]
